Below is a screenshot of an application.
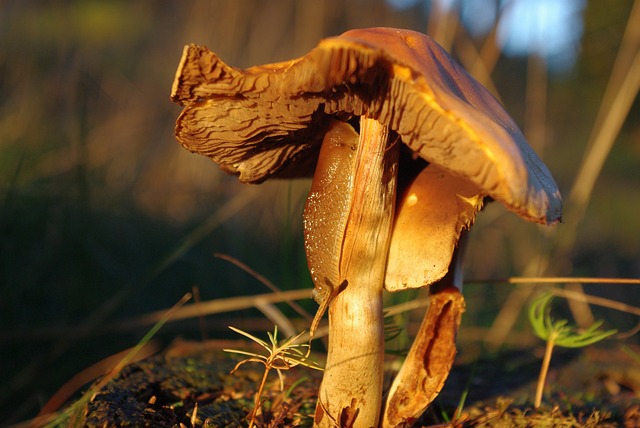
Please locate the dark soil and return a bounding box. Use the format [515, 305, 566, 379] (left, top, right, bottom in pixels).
[69, 340, 321, 427]
[63, 341, 639, 427]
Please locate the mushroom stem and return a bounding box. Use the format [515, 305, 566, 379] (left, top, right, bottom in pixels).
[314, 117, 398, 428]
[383, 239, 467, 426]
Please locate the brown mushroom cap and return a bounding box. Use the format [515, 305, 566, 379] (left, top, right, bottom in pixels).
[385, 162, 484, 291]
[171, 27, 562, 225]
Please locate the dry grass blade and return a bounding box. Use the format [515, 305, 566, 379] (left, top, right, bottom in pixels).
[469, 25, 502, 92]
[551, 287, 640, 317]
[505, 277, 640, 285]
[214, 252, 313, 334]
[452, 24, 503, 101]
[384, 297, 430, 318]
[426, 1, 459, 51]
[556, 1, 640, 327]
[566, 0, 640, 225]
[112, 289, 311, 331]
[254, 299, 297, 338]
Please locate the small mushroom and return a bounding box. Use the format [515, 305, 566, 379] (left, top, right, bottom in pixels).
[171, 27, 562, 427]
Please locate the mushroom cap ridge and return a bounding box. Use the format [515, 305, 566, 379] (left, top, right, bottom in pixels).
[172, 27, 562, 225]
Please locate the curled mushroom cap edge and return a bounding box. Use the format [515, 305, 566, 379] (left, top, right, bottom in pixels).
[171, 27, 562, 227]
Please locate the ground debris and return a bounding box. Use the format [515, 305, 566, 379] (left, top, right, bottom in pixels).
[457, 397, 616, 427]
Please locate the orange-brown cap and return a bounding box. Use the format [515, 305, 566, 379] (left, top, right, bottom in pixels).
[172, 27, 561, 226]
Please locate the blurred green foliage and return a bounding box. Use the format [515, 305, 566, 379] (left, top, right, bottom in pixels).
[0, 0, 637, 423]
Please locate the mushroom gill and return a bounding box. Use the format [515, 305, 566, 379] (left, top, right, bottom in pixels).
[172, 28, 561, 224]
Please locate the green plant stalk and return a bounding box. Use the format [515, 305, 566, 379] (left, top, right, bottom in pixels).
[249, 367, 271, 428]
[528, 292, 617, 409]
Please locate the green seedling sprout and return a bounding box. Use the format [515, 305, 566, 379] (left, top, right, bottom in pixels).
[224, 326, 322, 427]
[528, 292, 617, 408]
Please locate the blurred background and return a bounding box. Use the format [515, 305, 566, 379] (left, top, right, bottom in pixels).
[1, 0, 638, 423]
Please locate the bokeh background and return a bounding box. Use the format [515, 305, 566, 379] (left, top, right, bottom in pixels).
[1, 0, 638, 423]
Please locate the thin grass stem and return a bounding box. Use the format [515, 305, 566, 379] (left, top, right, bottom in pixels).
[249, 367, 271, 428]
[535, 331, 557, 408]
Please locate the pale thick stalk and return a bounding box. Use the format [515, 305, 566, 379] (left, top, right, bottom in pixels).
[314, 117, 398, 428]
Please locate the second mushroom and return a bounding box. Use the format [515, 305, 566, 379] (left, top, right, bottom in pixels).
[171, 27, 562, 427]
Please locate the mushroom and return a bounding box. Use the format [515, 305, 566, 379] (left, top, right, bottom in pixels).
[171, 27, 562, 427]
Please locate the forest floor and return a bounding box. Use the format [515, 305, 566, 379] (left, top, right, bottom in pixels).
[56, 338, 640, 427]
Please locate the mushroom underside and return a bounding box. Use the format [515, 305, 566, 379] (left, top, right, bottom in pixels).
[172, 29, 562, 225]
